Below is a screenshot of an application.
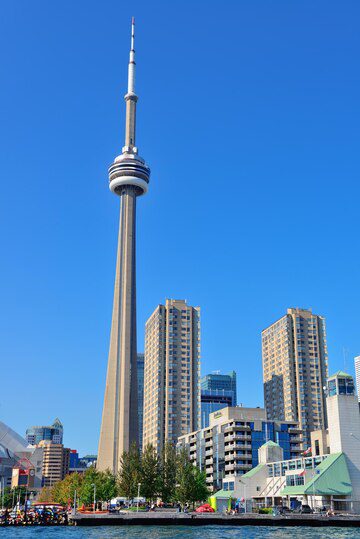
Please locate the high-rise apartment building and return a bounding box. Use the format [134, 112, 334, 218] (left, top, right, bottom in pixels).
[137, 353, 145, 450]
[143, 299, 201, 453]
[39, 441, 70, 486]
[354, 356, 360, 401]
[201, 371, 237, 428]
[26, 418, 63, 446]
[262, 308, 328, 448]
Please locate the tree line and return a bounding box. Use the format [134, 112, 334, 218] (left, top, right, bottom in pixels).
[37, 443, 209, 508]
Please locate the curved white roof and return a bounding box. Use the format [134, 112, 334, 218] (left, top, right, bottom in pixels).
[0, 420, 28, 455]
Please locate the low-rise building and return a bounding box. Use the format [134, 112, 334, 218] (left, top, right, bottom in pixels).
[227, 371, 360, 513]
[177, 406, 302, 491]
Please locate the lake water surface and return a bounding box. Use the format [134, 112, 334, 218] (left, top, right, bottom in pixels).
[1, 527, 359, 539]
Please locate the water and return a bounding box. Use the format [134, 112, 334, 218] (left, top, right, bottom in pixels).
[0, 527, 359, 539]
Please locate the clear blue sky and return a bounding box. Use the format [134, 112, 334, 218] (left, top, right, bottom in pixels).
[1, 0, 359, 455]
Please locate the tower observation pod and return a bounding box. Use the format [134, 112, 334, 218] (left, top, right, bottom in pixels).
[97, 18, 150, 474]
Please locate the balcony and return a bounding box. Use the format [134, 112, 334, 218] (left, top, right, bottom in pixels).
[225, 434, 251, 442]
[289, 427, 302, 433]
[225, 462, 252, 472]
[205, 440, 213, 448]
[236, 443, 252, 450]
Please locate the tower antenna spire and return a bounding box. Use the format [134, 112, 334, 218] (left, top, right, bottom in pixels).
[123, 17, 138, 152]
[128, 16, 136, 96]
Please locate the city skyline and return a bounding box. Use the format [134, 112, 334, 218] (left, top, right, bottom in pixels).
[1, 1, 359, 455]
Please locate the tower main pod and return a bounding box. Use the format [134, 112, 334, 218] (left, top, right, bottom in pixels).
[97, 18, 150, 473]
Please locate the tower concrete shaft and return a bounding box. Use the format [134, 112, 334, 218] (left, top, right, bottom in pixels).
[97, 18, 150, 473]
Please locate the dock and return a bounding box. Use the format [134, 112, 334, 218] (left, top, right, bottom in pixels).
[70, 511, 360, 527]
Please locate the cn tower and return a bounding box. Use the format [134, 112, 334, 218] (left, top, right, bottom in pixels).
[97, 18, 150, 473]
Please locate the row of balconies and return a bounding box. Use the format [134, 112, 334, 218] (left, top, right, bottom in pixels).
[224, 453, 252, 462]
[224, 425, 250, 433]
[224, 442, 252, 450]
[225, 463, 251, 472]
[224, 434, 251, 442]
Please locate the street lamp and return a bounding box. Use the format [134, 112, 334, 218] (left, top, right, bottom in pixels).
[137, 483, 141, 513]
[91, 484, 96, 513]
[239, 479, 247, 514]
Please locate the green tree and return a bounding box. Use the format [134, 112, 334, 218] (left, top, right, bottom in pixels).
[140, 444, 159, 501]
[51, 472, 83, 506]
[158, 441, 177, 502]
[190, 467, 210, 507]
[175, 449, 210, 508]
[117, 442, 141, 500]
[79, 467, 101, 506]
[1, 487, 31, 508]
[37, 486, 54, 503]
[175, 448, 195, 507]
[97, 469, 117, 502]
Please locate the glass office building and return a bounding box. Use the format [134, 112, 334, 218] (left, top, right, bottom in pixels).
[26, 418, 63, 445]
[200, 371, 237, 428]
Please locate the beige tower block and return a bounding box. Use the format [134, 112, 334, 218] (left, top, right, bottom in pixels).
[143, 299, 201, 454]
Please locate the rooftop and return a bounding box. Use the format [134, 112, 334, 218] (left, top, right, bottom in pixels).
[328, 370, 353, 379]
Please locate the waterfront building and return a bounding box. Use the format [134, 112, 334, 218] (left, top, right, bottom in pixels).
[201, 371, 237, 428]
[143, 299, 201, 453]
[137, 353, 145, 450]
[39, 441, 70, 486]
[262, 308, 328, 448]
[26, 418, 63, 445]
[355, 356, 360, 401]
[97, 19, 151, 473]
[177, 406, 302, 492]
[227, 371, 360, 513]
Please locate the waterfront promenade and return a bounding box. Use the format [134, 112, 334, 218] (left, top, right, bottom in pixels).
[70, 511, 360, 527]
